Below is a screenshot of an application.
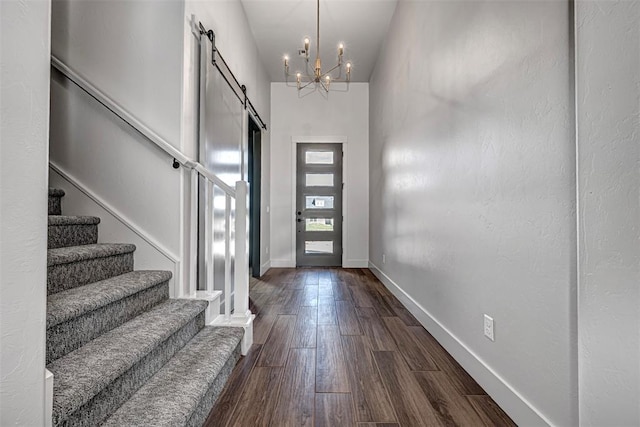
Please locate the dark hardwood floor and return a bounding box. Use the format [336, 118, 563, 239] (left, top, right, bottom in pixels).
[204, 268, 516, 427]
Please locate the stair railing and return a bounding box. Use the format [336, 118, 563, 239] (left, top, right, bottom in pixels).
[188, 165, 250, 327]
[51, 56, 253, 353]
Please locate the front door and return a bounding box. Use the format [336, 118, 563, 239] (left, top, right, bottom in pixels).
[296, 143, 343, 267]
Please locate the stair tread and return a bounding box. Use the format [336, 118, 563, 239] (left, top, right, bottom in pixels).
[48, 215, 100, 226]
[48, 243, 135, 267]
[49, 188, 65, 197]
[47, 270, 172, 328]
[103, 326, 243, 427]
[48, 299, 208, 422]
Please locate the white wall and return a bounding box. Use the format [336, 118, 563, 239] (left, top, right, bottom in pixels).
[369, 1, 576, 425]
[50, 0, 185, 290]
[270, 83, 369, 268]
[576, 2, 640, 425]
[183, 0, 272, 274]
[0, 0, 51, 424]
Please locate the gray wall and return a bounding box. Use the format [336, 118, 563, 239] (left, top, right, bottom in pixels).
[369, 1, 576, 425]
[576, 2, 640, 425]
[0, 0, 51, 424]
[50, 0, 186, 291]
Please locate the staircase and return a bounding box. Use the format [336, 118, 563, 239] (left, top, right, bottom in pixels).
[46, 188, 243, 426]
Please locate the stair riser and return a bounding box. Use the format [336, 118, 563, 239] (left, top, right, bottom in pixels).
[48, 253, 134, 295]
[186, 343, 241, 427]
[48, 224, 98, 249]
[54, 312, 206, 427]
[47, 283, 170, 364]
[49, 195, 63, 215]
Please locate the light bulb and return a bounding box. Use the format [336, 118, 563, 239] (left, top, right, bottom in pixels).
[338, 43, 344, 56]
[304, 37, 310, 53]
[284, 55, 289, 67]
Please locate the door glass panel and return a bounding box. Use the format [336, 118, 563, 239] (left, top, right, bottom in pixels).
[305, 151, 334, 164]
[305, 218, 334, 231]
[305, 241, 334, 254]
[305, 196, 334, 209]
[306, 173, 333, 187]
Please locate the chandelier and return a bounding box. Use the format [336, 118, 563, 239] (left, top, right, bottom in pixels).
[283, 0, 352, 93]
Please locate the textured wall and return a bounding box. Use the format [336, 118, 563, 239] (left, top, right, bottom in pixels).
[270, 83, 369, 268]
[576, 2, 640, 425]
[369, 1, 576, 425]
[0, 0, 51, 424]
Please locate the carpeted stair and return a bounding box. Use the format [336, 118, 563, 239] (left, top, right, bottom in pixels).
[46, 188, 243, 426]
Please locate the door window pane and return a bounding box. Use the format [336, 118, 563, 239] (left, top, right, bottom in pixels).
[305, 151, 334, 164]
[305, 241, 334, 254]
[306, 173, 333, 187]
[305, 196, 334, 209]
[305, 218, 334, 231]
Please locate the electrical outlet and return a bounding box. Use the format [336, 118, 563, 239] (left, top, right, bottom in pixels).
[484, 314, 494, 341]
[382, 254, 386, 264]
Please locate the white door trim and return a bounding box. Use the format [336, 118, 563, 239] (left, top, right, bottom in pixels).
[291, 136, 348, 267]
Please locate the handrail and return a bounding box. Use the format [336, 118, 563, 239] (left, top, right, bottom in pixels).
[50, 55, 235, 197]
[52, 53, 252, 354]
[51, 56, 194, 168]
[194, 164, 235, 197]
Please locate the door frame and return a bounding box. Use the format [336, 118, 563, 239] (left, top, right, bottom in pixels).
[291, 135, 348, 267]
[248, 117, 262, 277]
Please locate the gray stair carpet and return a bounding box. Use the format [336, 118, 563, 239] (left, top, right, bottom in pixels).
[46, 270, 171, 363]
[103, 326, 244, 427]
[47, 243, 135, 294]
[45, 188, 243, 427]
[48, 299, 208, 427]
[49, 188, 64, 215]
[48, 215, 100, 249]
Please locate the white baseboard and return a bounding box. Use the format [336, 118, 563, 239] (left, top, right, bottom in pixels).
[343, 259, 369, 268]
[260, 260, 271, 276]
[270, 259, 368, 268]
[45, 369, 53, 427]
[270, 259, 295, 268]
[368, 261, 552, 427]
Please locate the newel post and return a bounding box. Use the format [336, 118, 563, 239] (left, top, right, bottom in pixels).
[234, 181, 249, 315]
[233, 180, 253, 354]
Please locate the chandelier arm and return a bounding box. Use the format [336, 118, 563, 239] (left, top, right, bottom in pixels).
[321, 63, 342, 77]
[299, 80, 316, 90]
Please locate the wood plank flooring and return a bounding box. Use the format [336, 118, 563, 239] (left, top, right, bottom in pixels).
[204, 268, 516, 427]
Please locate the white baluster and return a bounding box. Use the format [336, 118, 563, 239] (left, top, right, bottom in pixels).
[189, 168, 199, 297]
[224, 193, 232, 321]
[205, 180, 214, 294]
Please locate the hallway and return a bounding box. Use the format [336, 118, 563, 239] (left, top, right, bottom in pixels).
[204, 268, 515, 426]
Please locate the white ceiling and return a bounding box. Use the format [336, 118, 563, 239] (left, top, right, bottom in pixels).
[240, 0, 399, 82]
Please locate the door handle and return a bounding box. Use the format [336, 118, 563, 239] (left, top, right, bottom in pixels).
[297, 218, 303, 222]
